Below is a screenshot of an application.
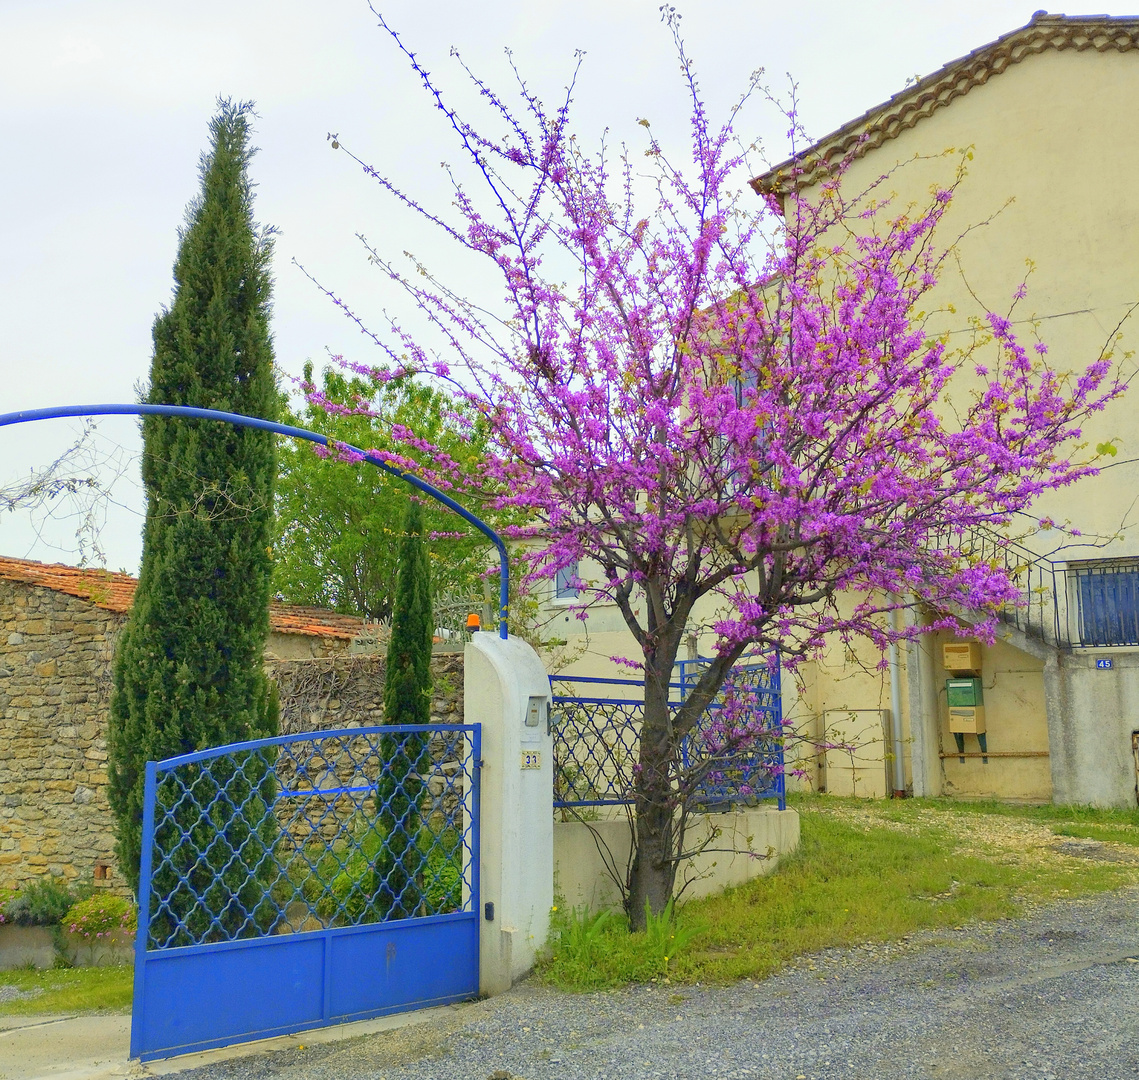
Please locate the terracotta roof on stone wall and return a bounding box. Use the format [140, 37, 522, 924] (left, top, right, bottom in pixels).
[752, 12, 1139, 196]
[0, 555, 367, 640]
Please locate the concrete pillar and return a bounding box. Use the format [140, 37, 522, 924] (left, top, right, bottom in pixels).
[464, 632, 553, 996]
[1042, 650, 1073, 804]
[905, 608, 942, 797]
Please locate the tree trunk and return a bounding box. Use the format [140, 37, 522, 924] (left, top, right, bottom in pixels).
[627, 659, 679, 929]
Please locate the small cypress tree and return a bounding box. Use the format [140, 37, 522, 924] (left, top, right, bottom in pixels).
[376, 497, 433, 919]
[107, 100, 279, 928]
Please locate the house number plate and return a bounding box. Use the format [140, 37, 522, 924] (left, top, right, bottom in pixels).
[520, 751, 542, 769]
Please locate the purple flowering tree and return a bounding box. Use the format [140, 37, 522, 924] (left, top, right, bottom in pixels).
[315, 10, 1120, 923]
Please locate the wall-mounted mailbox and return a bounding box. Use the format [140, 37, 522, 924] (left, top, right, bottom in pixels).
[947, 677, 985, 734]
[946, 677, 983, 708]
[948, 706, 986, 734]
[943, 641, 982, 673]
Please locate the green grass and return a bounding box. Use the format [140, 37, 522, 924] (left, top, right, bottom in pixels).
[540, 795, 1139, 990]
[0, 965, 133, 1016]
[873, 794, 1139, 830]
[1051, 823, 1139, 846]
[6, 799, 1135, 1008]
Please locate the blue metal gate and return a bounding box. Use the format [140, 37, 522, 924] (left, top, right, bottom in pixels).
[130, 724, 481, 1061]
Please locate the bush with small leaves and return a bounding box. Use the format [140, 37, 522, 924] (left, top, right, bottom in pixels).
[1, 877, 77, 927]
[64, 895, 137, 942]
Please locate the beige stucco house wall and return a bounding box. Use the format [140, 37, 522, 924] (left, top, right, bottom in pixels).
[759, 12, 1139, 808]
[539, 14, 1139, 808]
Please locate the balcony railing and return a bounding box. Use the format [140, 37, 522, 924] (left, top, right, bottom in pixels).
[940, 527, 1139, 650]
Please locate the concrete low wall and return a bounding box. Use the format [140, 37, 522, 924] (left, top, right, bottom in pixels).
[58, 929, 134, 968]
[554, 807, 800, 914]
[0, 925, 56, 970]
[1046, 650, 1139, 808]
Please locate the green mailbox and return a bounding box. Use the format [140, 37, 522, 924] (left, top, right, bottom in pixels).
[946, 677, 983, 707]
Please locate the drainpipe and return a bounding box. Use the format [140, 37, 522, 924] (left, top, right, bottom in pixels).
[888, 604, 907, 797]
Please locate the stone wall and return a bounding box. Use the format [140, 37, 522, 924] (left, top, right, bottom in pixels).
[268, 650, 464, 734]
[0, 580, 122, 891]
[0, 576, 466, 890]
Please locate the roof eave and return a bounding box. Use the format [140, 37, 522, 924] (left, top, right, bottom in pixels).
[750, 12, 1139, 198]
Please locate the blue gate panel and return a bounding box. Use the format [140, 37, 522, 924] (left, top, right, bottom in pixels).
[328, 913, 478, 1021]
[134, 934, 325, 1059]
[131, 724, 481, 1062]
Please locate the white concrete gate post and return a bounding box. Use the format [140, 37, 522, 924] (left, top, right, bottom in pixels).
[464, 632, 553, 996]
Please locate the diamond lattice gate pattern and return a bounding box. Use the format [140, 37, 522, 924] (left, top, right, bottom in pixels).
[130, 724, 480, 1062]
[551, 654, 784, 811]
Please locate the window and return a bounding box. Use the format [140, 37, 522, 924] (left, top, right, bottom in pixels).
[1071, 558, 1139, 646]
[554, 560, 580, 600]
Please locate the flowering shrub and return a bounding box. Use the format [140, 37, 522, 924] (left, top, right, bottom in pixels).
[64, 895, 137, 942]
[1, 877, 76, 926]
[316, 10, 1124, 922]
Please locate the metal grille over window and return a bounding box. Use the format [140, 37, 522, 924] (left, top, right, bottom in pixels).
[1072, 559, 1139, 647]
[139, 725, 479, 951]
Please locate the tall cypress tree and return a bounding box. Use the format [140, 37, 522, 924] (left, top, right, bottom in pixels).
[377, 497, 434, 918]
[108, 100, 278, 902]
[384, 497, 433, 726]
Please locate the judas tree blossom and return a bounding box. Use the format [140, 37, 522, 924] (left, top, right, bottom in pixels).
[314, 8, 1121, 923]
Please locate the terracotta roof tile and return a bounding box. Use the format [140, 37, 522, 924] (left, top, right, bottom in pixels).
[0, 555, 367, 640]
[266, 604, 367, 640]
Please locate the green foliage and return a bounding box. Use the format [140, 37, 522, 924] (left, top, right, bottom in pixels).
[63, 895, 137, 941]
[274, 363, 493, 622]
[378, 498, 434, 919]
[642, 898, 707, 976]
[1, 877, 77, 927]
[107, 99, 279, 905]
[548, 906, 620, 972]
[422, 845, 462, 912]
[384, 497, 433, 726]
[146, 754, 280, 947]
[289, 820, 462, 926]
[315, 851, 381, 925]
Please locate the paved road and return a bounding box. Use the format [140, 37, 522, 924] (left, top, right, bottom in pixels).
[171, 885, 1139, 1080]
[0, 1013, 131, 1080]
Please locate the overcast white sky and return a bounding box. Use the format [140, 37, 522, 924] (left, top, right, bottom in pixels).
[1, 1, 1129, 573]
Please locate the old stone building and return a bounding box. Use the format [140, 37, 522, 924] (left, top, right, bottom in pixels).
[0, 556, 463, 891]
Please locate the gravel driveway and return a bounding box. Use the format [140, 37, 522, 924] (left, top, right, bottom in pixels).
[173, 883, 1139, 1080]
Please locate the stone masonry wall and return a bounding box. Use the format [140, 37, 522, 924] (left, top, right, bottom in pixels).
[0, 580, 123, 891]
[268, 651, 464, 734]
[0, 578, 466, 891]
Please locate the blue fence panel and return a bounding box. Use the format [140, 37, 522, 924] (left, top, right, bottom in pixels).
[550, 654, 784, 812]
[677, 656, 784, 809]
[131, 724, 480, 1062]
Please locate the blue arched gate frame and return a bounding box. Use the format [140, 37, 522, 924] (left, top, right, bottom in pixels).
[130, 723, 481, 1061]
